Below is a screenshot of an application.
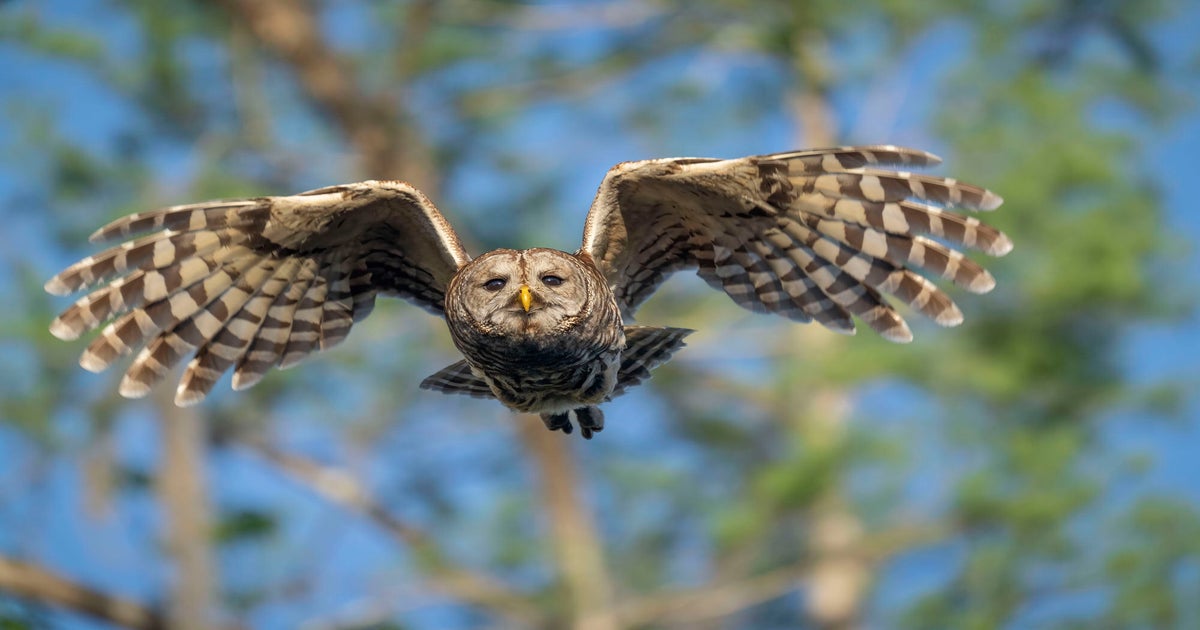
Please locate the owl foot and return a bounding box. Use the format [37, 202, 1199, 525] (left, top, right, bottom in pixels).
[540, 406, 604, 439]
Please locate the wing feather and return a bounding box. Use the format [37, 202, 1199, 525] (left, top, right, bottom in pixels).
[120, 254, 275, 399]
[177, 257, 304, 404]
[47, 180, 470, 403]
[580, 145, 1007, 340]
[232, 258, 319, 391]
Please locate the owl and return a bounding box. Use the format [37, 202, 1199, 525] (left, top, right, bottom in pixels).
[46, 146, 1010, 438]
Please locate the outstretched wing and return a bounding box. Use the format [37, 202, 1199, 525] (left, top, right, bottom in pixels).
[580, 146, 1010, 342]
[46, 180, 470, 405]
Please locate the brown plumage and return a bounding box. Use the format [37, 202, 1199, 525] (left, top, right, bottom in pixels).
[46, 146, 1010, 438]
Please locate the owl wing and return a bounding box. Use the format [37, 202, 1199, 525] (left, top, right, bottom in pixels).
[46, 180, 471, 405]
[579, 146, 1011, 341]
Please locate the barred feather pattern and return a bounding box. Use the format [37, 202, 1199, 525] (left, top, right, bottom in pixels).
[582, 145, 1010, 342]
[46, 181, 468, 405]
[419, 360, 496, 398]
[609, 326, 693, 397]
[47, 147, 1007, 419]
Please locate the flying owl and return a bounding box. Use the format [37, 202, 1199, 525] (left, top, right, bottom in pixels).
[46, 146, 1010, 438]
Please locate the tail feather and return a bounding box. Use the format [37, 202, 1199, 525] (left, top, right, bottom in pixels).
[610, 326, 694, 398]
[419, 360, 494, 398]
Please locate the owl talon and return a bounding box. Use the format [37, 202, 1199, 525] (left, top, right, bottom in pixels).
[540, 407, 605, 438]
[577, 411, 603, 441]
[541, 412, 573, 434]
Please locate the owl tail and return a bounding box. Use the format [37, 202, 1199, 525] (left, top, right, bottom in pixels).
[610, 326, 694, 398]
[419, 359, 494, 398]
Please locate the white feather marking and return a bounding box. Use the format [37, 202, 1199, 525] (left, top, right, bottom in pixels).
[188, 209, 208, 231]
[841, 256, 872, 280]
[861, 229, 888, 258]
[909, 242, 926, 267]
[168, 291, 200, 318]
[152, 238, 176, 268]
[191, 309, 224, 338]
[881, 203, 909, 232]
[860, 175, 886, 202]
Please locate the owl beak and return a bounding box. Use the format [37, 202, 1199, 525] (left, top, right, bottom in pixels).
[519, 284, 533, 312]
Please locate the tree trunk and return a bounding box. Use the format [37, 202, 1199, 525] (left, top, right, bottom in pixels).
[155, 398, 216, 630]
[787, 31, 870, 630]
[517, 417, 618, 630]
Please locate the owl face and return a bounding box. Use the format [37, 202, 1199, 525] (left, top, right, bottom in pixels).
[447, 248, 598, 338]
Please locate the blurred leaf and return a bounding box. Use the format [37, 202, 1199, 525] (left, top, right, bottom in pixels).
[214, 510, 277, 543]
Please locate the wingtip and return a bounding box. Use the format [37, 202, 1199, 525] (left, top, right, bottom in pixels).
[967, 271, 997, 294]
[78, 350, 109, 373]
[117, 376, 152, 399]
[935, 305, 965, 327]
[49, 318, 81, 341]
[914, 148, 942, 166]
[979, 190, 1004, 211]
[44, 276, 72, 296]
[230, 370, 262, 392]
[174, 384, 205, 407]
[88, 227, 111, 244]
[989, 233, 1014, 257]
[881, 322, 914, 344]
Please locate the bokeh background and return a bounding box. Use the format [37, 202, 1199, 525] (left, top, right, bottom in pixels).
[2, 1, 1199, 629]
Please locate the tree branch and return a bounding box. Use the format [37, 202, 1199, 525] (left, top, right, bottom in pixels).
[153, 395, 217, 630]
[612, 521, 955, 626]
[614, 562, 809, 626]
[785, 27, 870, 630]
[217, 0, 410, 181]
[0, 554, 165, 630]
[243, 440, 542, 628]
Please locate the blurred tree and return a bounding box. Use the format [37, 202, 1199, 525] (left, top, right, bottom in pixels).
[0, 0, 1196, 629]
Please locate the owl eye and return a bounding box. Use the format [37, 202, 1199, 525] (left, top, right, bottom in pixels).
[483, 278, 507, 291]
[541, 275, 564, 287]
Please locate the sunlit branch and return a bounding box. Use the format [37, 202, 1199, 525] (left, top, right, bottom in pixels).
[515, 416, 618, 630]
[612, 521, 956, 625]
[0, 554, 166, 630]
[615, 562, 809, 625]
[242, 440, 542, 628]
[217, 0, 409, 182]
[153, 395, 217, 630]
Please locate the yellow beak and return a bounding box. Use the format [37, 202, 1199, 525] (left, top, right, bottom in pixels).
[519, 284, 533, 312]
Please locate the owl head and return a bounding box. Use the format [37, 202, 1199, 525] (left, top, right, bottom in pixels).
[444, 248, 608, 342]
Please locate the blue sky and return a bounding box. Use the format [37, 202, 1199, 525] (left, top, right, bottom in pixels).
[1, 1, 1198, 628]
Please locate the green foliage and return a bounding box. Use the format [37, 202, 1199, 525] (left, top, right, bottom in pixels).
[214, 510, 278, 543]
[1104, 498, 1200, 627]
[0, 1, 1195, 628]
